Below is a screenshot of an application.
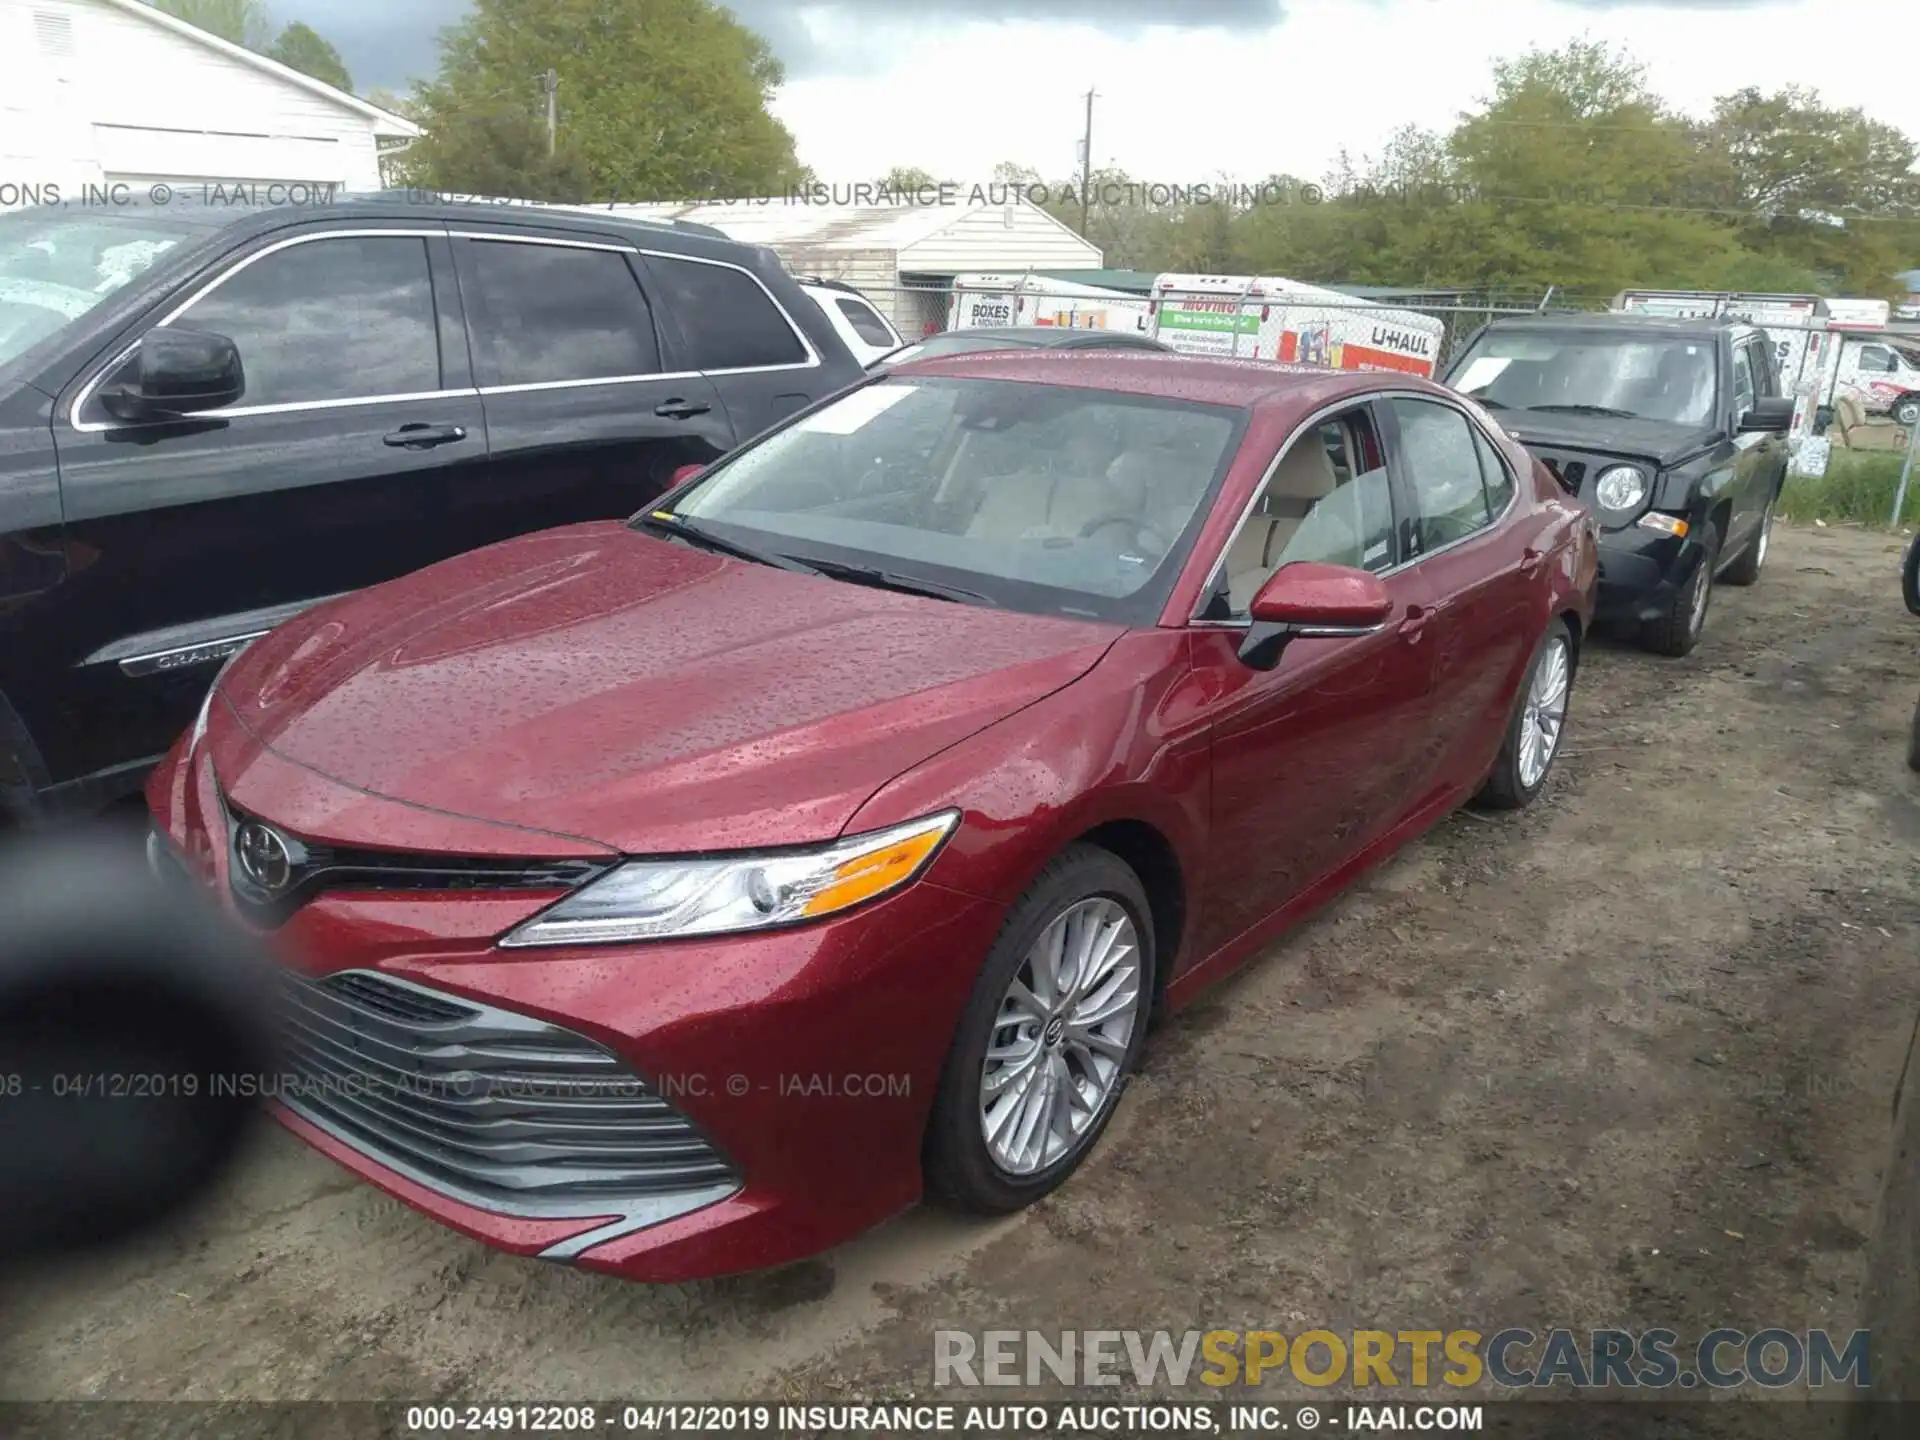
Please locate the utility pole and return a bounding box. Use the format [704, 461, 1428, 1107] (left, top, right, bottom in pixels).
[1078, 87, 1096, 237]
[542, 69, 558, 156]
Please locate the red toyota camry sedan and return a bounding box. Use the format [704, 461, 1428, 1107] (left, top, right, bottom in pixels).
[147, 352, 1597, 1283]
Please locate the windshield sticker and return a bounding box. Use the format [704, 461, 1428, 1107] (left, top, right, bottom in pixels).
[798, 385, 919, 435]
[1454, 357, 1512, 392]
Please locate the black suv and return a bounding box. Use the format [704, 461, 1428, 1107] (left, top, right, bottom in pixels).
[1445, 313, 1791, 656]
[0, 196, 864, 824]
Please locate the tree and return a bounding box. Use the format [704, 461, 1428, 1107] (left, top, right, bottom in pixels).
[878, 166, 940, 193]
[268, 21, 353, 94]
[397, 0, 807, 203]
[149, 0, 272, 51]
[1704, 86, 1920, 295]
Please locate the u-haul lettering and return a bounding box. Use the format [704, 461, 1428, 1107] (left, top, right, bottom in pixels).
[1369, 326, 1433, 357]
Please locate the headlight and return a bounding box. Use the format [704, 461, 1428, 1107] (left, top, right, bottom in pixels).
[499, 809, 960, 949]
[1593, 465, 1650, 514]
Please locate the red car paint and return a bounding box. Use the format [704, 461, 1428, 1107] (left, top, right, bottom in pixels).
[148, 353, 1596, 1283]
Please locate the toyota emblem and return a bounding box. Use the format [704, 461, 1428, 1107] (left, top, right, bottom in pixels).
[234, 820, 294, 892]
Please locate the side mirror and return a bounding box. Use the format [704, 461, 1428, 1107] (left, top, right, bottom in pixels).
[1738, 395, 1794, 434]
[669, 463, 705, 488]
[1238, 563, 1394, 671]
[99, 327, 244, 422]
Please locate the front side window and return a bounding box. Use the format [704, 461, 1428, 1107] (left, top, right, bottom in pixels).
[1858, 345, 1895, 374]
[659, 376, 1245, 623]
[1732, 345, 1756, 416]
[1, 208, 192, 371]
[647, 256, 808, 371]
[1392, 398, 1495, 554]
[168, 235, 440, 408]
[1209, 410, 1397, 618]
[1450, 329, 1719, 428]
[460, 241, 661, 387]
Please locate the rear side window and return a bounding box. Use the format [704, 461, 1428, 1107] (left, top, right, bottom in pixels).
[458, 240, 661, 387]
[836, 296, 895, 347]
[648, 256, 809, 371]
[1472, 426, 1516, 517]
[172, 235, 440, 407]
[1391, 398, 1495, 553]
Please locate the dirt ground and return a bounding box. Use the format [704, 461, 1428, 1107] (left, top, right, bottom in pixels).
[4, 522, 1918, 1409]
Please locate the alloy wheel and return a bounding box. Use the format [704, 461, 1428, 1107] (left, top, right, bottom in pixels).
[1516, 636, 1571, 790]
[979, 897, 1143, 1176]
[1755, 506, 1772, 570]
[1686, 561, 1712, 639]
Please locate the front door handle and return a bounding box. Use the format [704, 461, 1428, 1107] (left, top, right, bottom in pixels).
[1520, 546, 1548, 577]
[654, 399, 712, 420]
[383, 422, 468, 449]
[1398, 603, 1431, 643]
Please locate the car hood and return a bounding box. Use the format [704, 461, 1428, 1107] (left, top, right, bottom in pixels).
[1493, 411, 1717, 469]
[218, 522, 1123, 854]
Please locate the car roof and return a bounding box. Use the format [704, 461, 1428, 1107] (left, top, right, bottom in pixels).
[12, 192, 748, 250]
[887, 349, 1433, 410]
[1479, 312, 1741, 341]
[926, 326, 1162, 347]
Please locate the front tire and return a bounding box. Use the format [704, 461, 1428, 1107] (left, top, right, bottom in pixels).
[1721, 499, 1773, 587]
[1475, 618, 1574, 811]
[1894, 395, 1920, 429]
[1908, 694, 1920, 774]
[1642, 526, 1720, 657]
[924, 845, 1154, 1214]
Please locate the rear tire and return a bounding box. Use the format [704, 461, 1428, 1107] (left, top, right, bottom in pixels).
[1721, 499, 1773, 587]
[924, 844, 1154, 1214]
[1475, 618, 1575, 811]
[1894, 395, 1920, 429]
[1641, 526, 1720, 657]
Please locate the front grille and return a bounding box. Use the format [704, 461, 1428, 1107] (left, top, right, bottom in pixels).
[219, 794, 610, 928]
[1534, 452, 1590, 493]
[277, 971, 736, 1204]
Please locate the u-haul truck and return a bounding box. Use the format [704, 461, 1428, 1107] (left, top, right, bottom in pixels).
[1147, 274, 1445, 376]
[947, 274, 1155, 334]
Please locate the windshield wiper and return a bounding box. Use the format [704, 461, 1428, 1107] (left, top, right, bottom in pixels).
[1466, 395, 1509, 410]
[803, 556, 999, 608]
[633, 513, 822, 575]
[1525, 404, 1640, 419]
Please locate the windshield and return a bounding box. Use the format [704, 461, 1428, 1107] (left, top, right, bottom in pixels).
[1450, 330, 1719, 428]
[655, 376, 1246, 624]
[0, 209, 193, 369]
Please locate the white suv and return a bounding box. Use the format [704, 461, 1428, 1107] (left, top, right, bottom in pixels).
[796, 279, 902, 367]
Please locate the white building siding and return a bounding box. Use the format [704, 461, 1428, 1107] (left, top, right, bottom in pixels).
[0, 0, 409, 204]
[897, 205, 1101, 275]
[773, 247, 918, 330]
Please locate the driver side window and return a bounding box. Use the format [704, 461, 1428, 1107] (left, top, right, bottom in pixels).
[1732, 345, 1756, 417]
[1209, 407, 1396, 618]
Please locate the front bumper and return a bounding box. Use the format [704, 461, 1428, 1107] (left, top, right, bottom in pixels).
[1592, 521, 1700, 626]
[148, 735, 1007, 1283]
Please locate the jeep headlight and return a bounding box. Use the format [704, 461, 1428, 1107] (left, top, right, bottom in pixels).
[1593, 465, 1650, 515]
[500, 810, 960, 948]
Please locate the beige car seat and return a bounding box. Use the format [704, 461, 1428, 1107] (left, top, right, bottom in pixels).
[1223, 437, 1339, 611]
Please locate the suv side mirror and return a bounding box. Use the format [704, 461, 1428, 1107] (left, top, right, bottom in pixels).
[1238, 562, 1394, 671]
[669, 463, 705, 488]
[1738, 395, 1794, 434]
[99, 327, 245, 422]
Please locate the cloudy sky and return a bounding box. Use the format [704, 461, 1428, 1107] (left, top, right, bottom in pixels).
[306, 0, 1920, 187]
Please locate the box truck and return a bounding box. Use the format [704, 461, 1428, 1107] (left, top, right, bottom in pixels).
[947, 273, 1155, 334]
[1146, 274, 1445, 375]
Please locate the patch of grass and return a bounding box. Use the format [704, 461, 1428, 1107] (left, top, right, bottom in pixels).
[1780, 447, 1920, 528]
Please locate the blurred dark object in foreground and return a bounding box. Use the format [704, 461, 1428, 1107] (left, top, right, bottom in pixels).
[1849, 1008, 1920, 1438]
[0, 826, 278, 1267]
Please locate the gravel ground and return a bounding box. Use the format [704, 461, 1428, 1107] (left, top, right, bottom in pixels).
[3, 521, 1917, 1413]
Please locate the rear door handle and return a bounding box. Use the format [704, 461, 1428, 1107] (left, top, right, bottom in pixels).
[654, 399, 712, 420]
[1398, 603, 1431, 642]
[383, 422, 467, 449]
[1521, 546, 1548, 577]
